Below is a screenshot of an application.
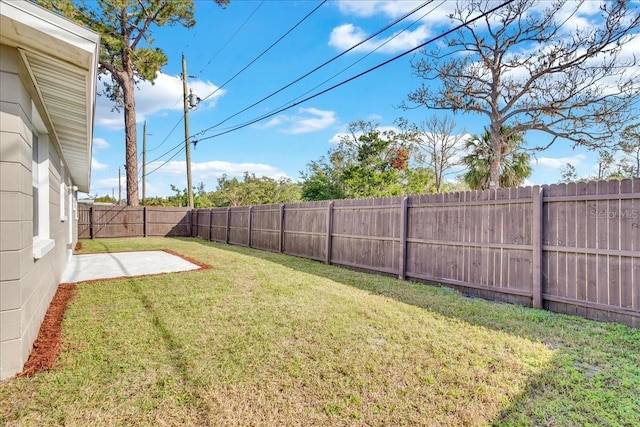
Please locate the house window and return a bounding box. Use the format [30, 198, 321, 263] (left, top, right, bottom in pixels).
[32, 127, 54, 259]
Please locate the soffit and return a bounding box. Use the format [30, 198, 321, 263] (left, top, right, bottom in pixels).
[1, 0, 99, 193]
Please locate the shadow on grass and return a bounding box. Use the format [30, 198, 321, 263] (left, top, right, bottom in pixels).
[127, 279, 209, 419]
[179, 237, 640, 426]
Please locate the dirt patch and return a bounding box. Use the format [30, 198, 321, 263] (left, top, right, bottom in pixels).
[18, 284, 76, 377]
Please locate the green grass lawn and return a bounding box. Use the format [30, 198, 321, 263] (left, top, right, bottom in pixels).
[1, 237, 638, 426]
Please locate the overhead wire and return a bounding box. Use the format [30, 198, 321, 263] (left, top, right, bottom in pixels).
[146, 116, 184, 153]
[194, 0, 436, 137]
[199, 0, 328, 103]
[142, 0, 327, 179]
[212, 0, 446, 136]
[144, 0, 515, 178]
[141, 1, 265, 177]
[197, 0, 266, 76]
[193, 0, 516, 144]
[136, 115, 184, 183]
[144, 141, 186, 177]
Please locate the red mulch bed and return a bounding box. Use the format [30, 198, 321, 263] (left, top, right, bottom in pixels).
[162, 248, 212, 271]
[18, 284, 76, 377]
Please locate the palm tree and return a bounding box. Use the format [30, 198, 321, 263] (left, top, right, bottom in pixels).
[462, 127, 532, 190]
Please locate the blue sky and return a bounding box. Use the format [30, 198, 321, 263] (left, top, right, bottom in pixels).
[88, 0, 638, 198]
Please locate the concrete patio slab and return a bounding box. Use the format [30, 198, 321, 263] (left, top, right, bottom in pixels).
[60, 251, 200, 283]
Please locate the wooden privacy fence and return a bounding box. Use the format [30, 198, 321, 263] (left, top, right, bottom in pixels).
[78, 178, 639, 327]
[189, 179, 639, 327]
[78, 205, 191, 239]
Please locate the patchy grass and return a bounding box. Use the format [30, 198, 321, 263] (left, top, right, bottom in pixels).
[1, 237, 638, 426]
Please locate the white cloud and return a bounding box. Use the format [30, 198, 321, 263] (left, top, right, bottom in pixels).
[95, 72, 225, 130]
[328, 23, 430, 54]
[328, 133, 343, 146]
[336, 1, 441, 19]
[329, 23, 367, 50]
[263, 108, 337, 134]
[93, 137, 110, 150]
[330, 0, 460, 55]
[146, 159, 287, 187]
[182, 160, 287, 180]
[91, 158, 109, 171]
[89, 177, 119, 198]
[90, 160, 289, 197]
[535, 154, 587, 169]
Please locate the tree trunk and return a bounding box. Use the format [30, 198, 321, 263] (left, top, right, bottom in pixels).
[488, 123, 502, 189]
[121, 71, 139, 206]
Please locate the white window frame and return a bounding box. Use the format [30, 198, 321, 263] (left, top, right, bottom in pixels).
[60, 159, 68, 221]
[32, 110, 55, 260]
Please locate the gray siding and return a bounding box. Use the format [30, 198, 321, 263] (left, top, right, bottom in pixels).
[0, 44, 77, 380]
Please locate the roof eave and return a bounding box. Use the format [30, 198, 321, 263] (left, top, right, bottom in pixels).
[0, 0, 99, 193]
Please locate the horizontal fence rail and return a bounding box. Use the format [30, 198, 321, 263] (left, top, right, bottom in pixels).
[79, 178, 640, 327]
[78, 206, 191, 239]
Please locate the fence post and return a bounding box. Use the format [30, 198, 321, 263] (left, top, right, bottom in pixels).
[207, 209, 213, 241]
[247, 206, 253, 248]
[225, 208, 231, 244]
[532, 186, 543, 309]
[325, 201, 334, 264]
[89, 206, 94, 239]
[398, 196, 409, 280]
[143, 206, 147, 238]
[279, 204, 285, 253]
[191, 209, 196, 237]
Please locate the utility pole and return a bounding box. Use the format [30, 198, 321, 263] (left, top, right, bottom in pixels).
[142, 121, 147, 203]
[118, 166, 122, 205]
[182, 53, 194, 209]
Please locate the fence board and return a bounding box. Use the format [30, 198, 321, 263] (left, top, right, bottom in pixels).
[251, 204, 281, 252]
[565, 182, 577, 302]
[283, 201, 329, 260]
[608, 180, 621, 310]
[78, 205, 191, 238]
[575, 181, 589, 318]
[619, 180, 635, 312]
[228, 207, 250, 246]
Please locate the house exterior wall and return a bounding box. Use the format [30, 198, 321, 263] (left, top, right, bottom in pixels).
[0, 44, 77, 380]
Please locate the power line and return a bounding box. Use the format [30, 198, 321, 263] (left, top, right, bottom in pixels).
[136, 115, 184, 181]
[139, 0, 326, 181]
[146, 116, 184, 153]
[194, 0, 436, 137]
[199, 0, 327, 103]
[144, 135, 187, 171]
[194, 0, 516, 144]
[245, 0, 446, 130]
[143, 0, 514, 179]
[284, 0, 446, 109]
[144, 142, 186, 177]
[143, 1, 267, 174]
[197, 0, 266, 77]
[196, 0, 444, 138]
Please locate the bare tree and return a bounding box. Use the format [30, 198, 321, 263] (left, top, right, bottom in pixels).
[405, 0, 640, 189]
[414, 115, 466, 193]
